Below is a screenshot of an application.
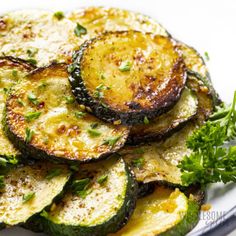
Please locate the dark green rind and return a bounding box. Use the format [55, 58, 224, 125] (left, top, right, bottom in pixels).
[69, 32, 187, 125]
[42, 160, 138, 236]
[137, 182, 155, 198]
[160, 200, 200, 236]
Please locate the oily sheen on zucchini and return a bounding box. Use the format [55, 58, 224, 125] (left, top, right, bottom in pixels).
[0, 10, 80, 67]
[5, 64, 129, 163]
[69, 31, 187, 125]
[68, 7, 169, 38]
[41, 157, 137, 236]
[111, 185, 200, 236]
[0, 161, 70, 228]
[0, 57, 34, 160]
[128, 88, 198, 144]
[122, 124, 196, 186]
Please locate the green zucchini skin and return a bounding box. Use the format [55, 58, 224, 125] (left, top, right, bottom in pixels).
[69, 31, 187, 125]
[4, 63, 129, 164]
[42, 158, 138, 236]
[137, 182, 155, 198]
[127, 88, 198, 144]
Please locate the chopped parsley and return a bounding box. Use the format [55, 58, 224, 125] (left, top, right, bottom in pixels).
[12, 69, 18, 77]
[132, 157, 145, 168]
[23, 192, 35, 203]
[144, 116, 149, 125]
[74, 23, 87, 37]
[17, 99, 24, 106]
[119, 61, 132, 72]
[26, 58, 37, 66]
[94, 84, 110, 99]
[204, 51, 210, 61]
[87, 128, 101, 137]
[28, 93, 39, 105]
[25, 111, 41, 122]
[71, 178, 91, 198]
[65, 95, 75, 104]
[53, 11, 65, 20]
[103, 136, 121, 147]
[26, 48, 38, 58]
[97, 175, 108, 185]
[75, 111, 86, 119]
[25, 128, 34, 143]
[45, 168, 62, 180]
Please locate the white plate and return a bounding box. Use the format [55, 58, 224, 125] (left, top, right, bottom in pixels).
[1, 0, 236, 235]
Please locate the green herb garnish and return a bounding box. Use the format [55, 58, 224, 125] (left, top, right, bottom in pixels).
[75, 111, 86, 119]
[23, 192, 35, 203]
[26, 48, 38, 58]
[132, 157, 145, 168]
[119, 61, 132, 72]
[25, 128, 34, 143]
[179, 91, 236, 186]
[103, 136, 121, 147]
[26, 58, 37, 66]
[25, 111, 41, 122]
[74, 23, 87, 37]
[28, 93, 39, 105]
[144, 116, 149, 125]
[45, 168, 62, 180]
[97, 175, 108, 185]
[71, 178, 91, 198]
[65, 96, 75, 104]
[87, 128, 101, 137]
[94, 84, 110, 99]
[204, 51, 210, 61]
[53, 11, 65, 20]
[90, 123, 98, 129]
[12, 69, 18, 77]
[17, 99, 24, 106]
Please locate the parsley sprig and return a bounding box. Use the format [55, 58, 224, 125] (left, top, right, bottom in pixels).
[179, 91, 236, 186]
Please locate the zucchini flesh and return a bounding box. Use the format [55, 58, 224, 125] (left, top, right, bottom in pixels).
[0, 10, 80, 67]
[5, 64, 129, 163]
[111, 186, 199, 236]
[128, 88, 198, 144]
[0, 57, 34, 160]
[42, 157, 137, 236]
[122, 124, 197, 186]
[68, 7, 169, 37]
[69, 31, 186, 125]
[0, 161, 70, 226]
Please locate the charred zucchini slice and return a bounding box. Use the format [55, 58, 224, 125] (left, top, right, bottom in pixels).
[178, 42, 219, 107]
[122, 124, 196, 186]
[111, 185, 199, 236]
[5, 64, 129, 163]
[0, 161, 70, 228]
[0, 10, 80, 67]
[68, 7, 169, 37]
[42, 157, 137, 236]
[128, 88, 198, 144]
[0, 57, 34, 161]
[70, 31, 186, 125]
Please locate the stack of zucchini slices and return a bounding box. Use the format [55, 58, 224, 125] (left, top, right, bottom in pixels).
[0, 7, 219, 236]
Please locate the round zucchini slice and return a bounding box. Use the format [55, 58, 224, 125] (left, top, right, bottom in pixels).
[0, 57, 34, 162]
[68, 7, 169, 37]
[0, 10, 80, 67]
[178, 42, 220, 107]
[128, 88, 198, 144]
[69, 31, 187, 125]
[42, 157, 138, 236]
[111, 185, 199, 236]
[5, 64, 129, 163]
[0, 161, 70, 228]
[121, 123, 197, 186]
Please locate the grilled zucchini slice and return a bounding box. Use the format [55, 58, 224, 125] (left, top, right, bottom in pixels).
[122, 123, 196, 186]
[0, 57, 34, 161]
[111, 185, 199, 236]
[5, 64, 129, 163]
[42, 157, 137, 236]
[0, 161, 70, 228]
[128, 88, 198, 144]
[68, 7, 169, 37]
[0, 10, 80, 67]
[179, 42, 219, 108]
[69, 31, 186, 125]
